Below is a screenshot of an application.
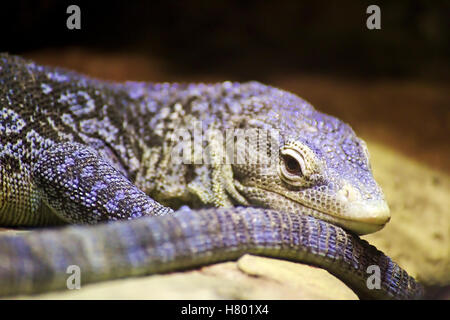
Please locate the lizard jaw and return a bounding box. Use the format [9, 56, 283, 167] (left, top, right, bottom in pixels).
[273, 189, 390, 235]
[234, 182, 390, 235]
[307, 205, 389, 235]
[291, 198, 388, 235]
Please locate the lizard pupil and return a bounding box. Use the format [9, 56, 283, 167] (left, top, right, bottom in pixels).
[284, 155, 302, 175]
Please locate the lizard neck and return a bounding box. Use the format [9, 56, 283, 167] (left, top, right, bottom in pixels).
[119, 82, 209, 208]
[121, 81, 257, 209]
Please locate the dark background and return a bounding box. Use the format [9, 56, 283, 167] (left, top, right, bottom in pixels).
[0, 0, 449, 299]
[0, 0, 449, 171]
[2, 0, 449, 80]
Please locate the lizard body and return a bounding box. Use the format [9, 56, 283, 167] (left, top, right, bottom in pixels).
[0, 54, 423, 299]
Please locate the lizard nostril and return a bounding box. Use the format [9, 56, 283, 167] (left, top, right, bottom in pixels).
[344, 189, 350, 198]
[338, 184, 361, 202]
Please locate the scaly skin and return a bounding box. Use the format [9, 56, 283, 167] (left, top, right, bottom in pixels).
[0, 207, 424, 299]
[0, 54, 423, 298]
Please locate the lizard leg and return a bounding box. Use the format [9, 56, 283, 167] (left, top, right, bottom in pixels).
[32, 142, 173, 224]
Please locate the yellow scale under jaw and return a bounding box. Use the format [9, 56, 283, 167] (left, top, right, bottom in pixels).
[331, 181, 391, 234]
[279, 190, 390, 235]
[236, 181, 391, 235]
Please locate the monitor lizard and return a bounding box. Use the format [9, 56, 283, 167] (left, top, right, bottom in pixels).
[0, 53, 424, 299]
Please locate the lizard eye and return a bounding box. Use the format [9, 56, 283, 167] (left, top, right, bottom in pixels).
[279, 148, 307, 185]
[283, 155, 302, 176]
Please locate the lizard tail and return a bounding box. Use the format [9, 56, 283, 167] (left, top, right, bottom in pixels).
[0, 207, 424, 299]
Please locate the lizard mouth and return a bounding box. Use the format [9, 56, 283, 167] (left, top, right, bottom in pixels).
[236, 183, 389, 235]
[272, 189, 390, 235]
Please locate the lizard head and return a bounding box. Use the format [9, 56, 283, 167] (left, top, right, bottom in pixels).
[228, 82, 390, 235]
